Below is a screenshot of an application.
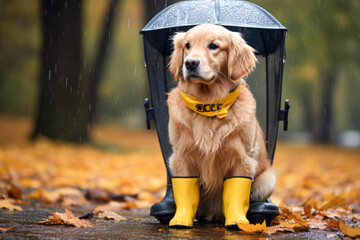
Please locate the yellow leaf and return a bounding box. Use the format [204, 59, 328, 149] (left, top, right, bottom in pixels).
[0, 200, 23, 211]
[237, 221, 267, 233]
[339, 219, 360, 238]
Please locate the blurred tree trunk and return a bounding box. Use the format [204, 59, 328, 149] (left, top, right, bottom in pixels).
[33, 0, 119, 142]
[88, 0, 119, 124]
[313, 71, 335, 143]
[32, 0, 89, 142]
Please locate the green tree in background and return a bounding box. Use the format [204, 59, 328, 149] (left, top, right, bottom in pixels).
[252, 0, 360, 143]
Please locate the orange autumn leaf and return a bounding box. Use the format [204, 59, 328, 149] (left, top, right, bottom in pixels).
[264, 221, 308, 235]
[8, 184, 22, 199]
[339, 219, 360, 238]
[120, 201, 137, 209]
[0, 226, 14, 233]
[38, 208, 95, 227]
[280, 207, 308, 228]
[237, 221, 267, 233]
[264, 223, 295, 235]
[325, 218, 339, 229]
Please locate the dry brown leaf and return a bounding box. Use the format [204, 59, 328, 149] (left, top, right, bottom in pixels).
[120, 202, 137, 209]
[237, 221, 267, 233]
[0, 226, 14, 232]
[280, 207, 309, 228]
[306, 217, 328, 230]
[264, 224, 294, 234]
[8, 184, 22, 199]
[264, 221, 307, 235]
[319, 196, 347, 210]
[339, 219, 360, 238]
[96, 211, 127, 221]
[325, 218, 339, 229]
[38, 208, 95, 227]
[0, 200, 23, 211]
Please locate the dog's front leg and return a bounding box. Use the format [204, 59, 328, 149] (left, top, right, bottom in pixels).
[168, 152, 200, 228]
[222, 155, 257, 229]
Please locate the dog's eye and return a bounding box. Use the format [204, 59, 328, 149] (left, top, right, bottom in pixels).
[185, 42, 190, 50]
[209, 43, 218, 50]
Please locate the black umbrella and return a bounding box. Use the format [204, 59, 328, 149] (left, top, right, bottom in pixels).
[140, 0, 290, 225]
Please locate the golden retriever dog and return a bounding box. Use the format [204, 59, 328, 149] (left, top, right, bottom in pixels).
[167, 24, 275, 224]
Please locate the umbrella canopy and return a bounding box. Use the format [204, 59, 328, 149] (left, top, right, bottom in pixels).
[141, 0, 286, 56]
[140, 0, 288, 166]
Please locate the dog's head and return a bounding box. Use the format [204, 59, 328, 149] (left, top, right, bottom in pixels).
[169, 24, 257, 84]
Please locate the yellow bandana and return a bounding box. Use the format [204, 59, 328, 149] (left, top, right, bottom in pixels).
[179, 84, 241, 119]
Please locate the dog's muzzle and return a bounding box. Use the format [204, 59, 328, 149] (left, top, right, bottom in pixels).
[185, 57, 200, 71]
[184, 57, 201, 79]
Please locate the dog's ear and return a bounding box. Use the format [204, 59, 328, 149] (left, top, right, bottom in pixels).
[228, 32, 257, 82]
[169, 32, 186, 81]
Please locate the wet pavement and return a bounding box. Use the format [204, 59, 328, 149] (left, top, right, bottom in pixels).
[0, 204, 342, 239]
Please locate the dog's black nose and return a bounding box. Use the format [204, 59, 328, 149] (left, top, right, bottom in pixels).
[185, 58, 200, 71]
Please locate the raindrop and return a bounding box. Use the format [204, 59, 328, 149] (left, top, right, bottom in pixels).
[65, 77, 68, 87]
[49, 70, 51, 81]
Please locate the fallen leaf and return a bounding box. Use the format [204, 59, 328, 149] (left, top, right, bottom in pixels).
[339, 219, 360, 238]
[26, 189, 59, 203]
[280, 207, 308, 228]
[8, 184, 22, 199]
[0, 226, 14, 232]
[0, 200, 23, 211]
[237, 221, 267, 233]
[96, 211, 127, 221]
[325, 218, 339, 229]
[120, 201, 137, 209]
[319, 196, 347, 210]
[38, 208, 95, 227]
[306, 217, 328, 230]
[264, 224, 295, 234]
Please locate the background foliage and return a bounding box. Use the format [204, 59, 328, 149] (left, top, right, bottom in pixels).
[0, 0, 359, 143]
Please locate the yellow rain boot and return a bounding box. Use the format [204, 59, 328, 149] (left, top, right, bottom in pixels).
[169, 177, 199, 228]
[222, 177, 252, 228]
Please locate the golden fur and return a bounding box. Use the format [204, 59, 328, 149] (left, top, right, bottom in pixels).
[167, 24, 276, 222]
